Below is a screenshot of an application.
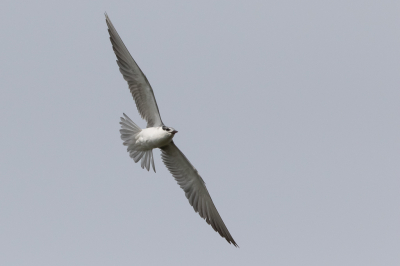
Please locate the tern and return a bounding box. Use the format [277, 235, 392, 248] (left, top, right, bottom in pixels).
[105, 14, 237, 247]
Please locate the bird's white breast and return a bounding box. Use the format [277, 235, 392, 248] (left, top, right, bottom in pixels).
[135, 127, 173, 150]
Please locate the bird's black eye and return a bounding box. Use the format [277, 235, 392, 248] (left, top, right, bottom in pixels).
[162, 126, 168, 131]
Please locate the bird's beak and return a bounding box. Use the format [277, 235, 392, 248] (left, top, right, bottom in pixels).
[172, 130, 178, 134]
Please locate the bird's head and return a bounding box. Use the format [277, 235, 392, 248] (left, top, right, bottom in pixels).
[162, 126, 178, 135]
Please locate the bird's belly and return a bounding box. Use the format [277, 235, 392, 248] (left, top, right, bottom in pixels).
[135, 128, 172, 150]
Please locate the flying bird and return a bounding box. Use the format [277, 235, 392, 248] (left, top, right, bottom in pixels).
[105, 14, 237, 247]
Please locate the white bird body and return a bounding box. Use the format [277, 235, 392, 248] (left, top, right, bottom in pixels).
[135, 127, 174, 151]
[106, 13, 238, 247]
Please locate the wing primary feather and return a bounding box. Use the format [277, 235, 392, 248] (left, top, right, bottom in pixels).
[105, 14, 164, 127]
[160, 141, 238, 247]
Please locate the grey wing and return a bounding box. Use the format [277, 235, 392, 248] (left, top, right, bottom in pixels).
[105, 14, 163, 128]
[160, 142, 238, 247]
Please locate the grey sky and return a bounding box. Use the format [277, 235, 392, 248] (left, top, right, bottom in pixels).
[1, 0, 399, 265]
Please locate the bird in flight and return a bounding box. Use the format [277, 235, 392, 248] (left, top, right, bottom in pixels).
[105, 14, 237, 247]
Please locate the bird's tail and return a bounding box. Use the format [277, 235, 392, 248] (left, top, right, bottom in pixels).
[120, 113, 142, 142]
[119, 113, 156, 172]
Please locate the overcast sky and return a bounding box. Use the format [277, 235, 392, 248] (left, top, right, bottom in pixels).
[1, 0, 399, 265]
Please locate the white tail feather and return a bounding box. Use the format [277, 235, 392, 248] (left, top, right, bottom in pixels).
[120, 113, 156, 172]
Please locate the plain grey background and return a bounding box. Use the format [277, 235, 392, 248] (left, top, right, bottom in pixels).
[1, 0, 399, 265]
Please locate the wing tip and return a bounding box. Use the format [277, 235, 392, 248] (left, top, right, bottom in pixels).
[229, 239, 239, 248]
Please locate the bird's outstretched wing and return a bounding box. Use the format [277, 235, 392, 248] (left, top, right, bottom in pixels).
[160, 142, 238, 247]
[105, 14, 164, 128]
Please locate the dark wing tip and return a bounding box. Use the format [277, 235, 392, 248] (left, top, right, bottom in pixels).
[221, 230, 239, 247]
[230, 239, 239, 248]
